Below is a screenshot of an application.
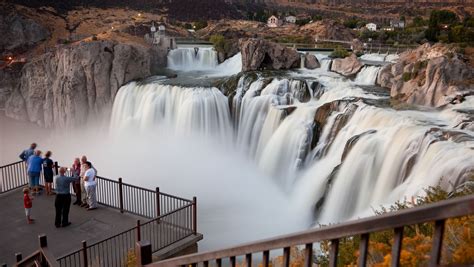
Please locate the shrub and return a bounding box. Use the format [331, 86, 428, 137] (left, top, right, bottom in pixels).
[402, 72, 412, 82]
[316, 183, 474, 266]
[209, 34, 228, 53]
[330, 46, 350, 58]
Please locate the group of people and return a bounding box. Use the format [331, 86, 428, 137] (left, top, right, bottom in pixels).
[20, 143, 99, 227]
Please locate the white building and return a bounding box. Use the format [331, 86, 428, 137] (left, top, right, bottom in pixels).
[390, 19, 405, 29]
[285, 16, 297, 24]
[267, 15, 282, 28]
[365, 23, 377, 32]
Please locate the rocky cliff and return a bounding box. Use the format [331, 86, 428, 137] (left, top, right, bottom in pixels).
[239, 38, 300, 72]
[0, 5, 49, 53]
[5, 40, 163, 128]
[377, 43, 474, 107]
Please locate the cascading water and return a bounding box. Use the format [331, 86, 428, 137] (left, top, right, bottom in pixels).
[110, 81, 233, 141]
[354, 66, 381, 86]
[106, 51, 474, 248]
[167, 47, 218, 71]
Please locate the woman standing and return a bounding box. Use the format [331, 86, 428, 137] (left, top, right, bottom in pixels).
[43, 151, 55, 195]
[71, 158, 82, 205]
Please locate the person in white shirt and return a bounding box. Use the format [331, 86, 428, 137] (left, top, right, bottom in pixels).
[83, 161, 97, 210]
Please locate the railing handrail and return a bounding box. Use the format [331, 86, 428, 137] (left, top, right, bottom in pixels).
[56, 202, 195, 261]
[0, 160, 24, 168]
[153, 194, 474, 266]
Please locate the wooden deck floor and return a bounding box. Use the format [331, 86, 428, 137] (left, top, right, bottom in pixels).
[0, 188, 142, 266]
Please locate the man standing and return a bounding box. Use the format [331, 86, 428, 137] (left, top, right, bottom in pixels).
[27, 150, 43, 194]
[83, 161, 97, 210]
[54, 167, 78, 227]
[19, 143, 37, 162]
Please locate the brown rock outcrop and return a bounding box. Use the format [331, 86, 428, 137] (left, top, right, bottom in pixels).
[239, 38, 300, 72]
[330, 54, 363, 77]
[0, 5, 49, 53]
[377, 43, 474, 107]
[5, 40, 163, 128]
[304, 53, 320, 69]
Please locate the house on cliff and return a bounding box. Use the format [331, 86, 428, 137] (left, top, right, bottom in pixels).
[285, 16, 297, 24]
[267, 15, 282, 28]
[390, 19, 405, 29]
[365, 23, 377, 32]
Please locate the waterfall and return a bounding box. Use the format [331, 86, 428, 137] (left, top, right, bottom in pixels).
[110, 81, 233, 141]
[320, 59, 332, 71]
[108, 62, 474, 233]
[354, 66, 381, 86]
[211, 53, 242, 77]
[360, 53, 387, 62]
[294, 103, 474, 224]
[167, 47, 218, 71]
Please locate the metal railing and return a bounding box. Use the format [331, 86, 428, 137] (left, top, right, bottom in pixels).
[1, 161, 194, 218]
[57, 201, 195, 267]
[0, 161, 28, 193]
[153, 194, 474, 267]
[1, 160, 198, 267]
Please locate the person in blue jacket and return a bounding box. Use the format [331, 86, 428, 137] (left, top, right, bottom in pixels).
[19, 143, 37, 162]
[27, 150, 43, 194]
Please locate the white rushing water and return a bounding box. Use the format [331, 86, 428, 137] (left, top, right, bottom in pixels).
[167, 47, 219, 71]
[13, 49, 469, 251]
[109, 69, 474, 230]
[354, 66, 381, 86]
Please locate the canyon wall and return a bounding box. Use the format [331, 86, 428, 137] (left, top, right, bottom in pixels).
[5, 40, 164, 128]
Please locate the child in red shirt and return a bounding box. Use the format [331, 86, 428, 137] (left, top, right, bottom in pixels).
[23, 187, 34, 224]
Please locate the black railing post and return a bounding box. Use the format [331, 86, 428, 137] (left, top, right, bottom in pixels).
[15, 253, 22, 263]
[156, 187, 160, 218]
[82, 240, 88, 267]
[192, 196, 197, 235]
[429, 219, 446, 267]
[136, 220, 141, 242]
[118, 178, 124, 213]
[39, 234, 47, 248]
[54, 161, 59, 175]
[135, 241, 152, 266]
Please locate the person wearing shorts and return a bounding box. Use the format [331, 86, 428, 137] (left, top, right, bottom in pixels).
[23, 187, 34, 224]
[27, 150, 43, 194]
[43, 151, 55, 195]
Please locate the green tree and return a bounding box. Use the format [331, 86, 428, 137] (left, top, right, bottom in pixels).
[209, 34, 234, 56]
[426, 10, 459, 42]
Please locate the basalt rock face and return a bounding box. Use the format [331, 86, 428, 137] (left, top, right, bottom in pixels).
[0, 6, 49, 53]
[5, 40, 161, 128]
[304, 53, 320, 69]
[239, 38, 300, 72]
[0, 66, 21, 109]
[330, 54, 363, 77]
[378, 43, 474, 107]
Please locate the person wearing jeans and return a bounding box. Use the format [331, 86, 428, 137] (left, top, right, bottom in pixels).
[83, 161, 97, 210]
[27, 150, 43, 194]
